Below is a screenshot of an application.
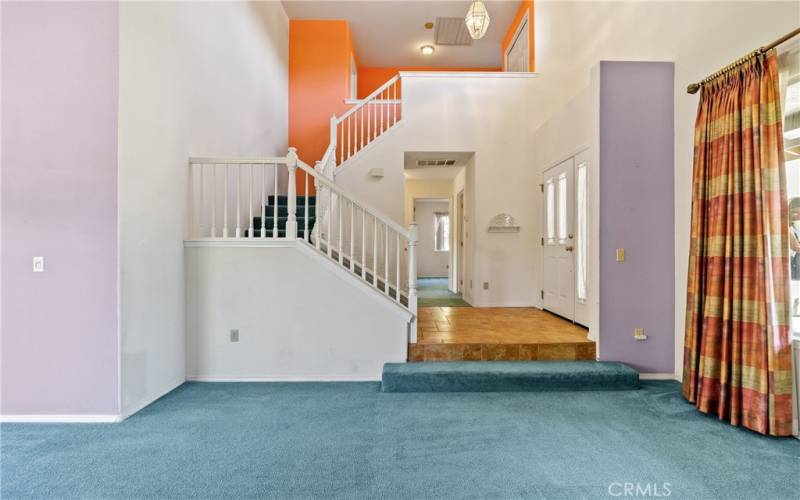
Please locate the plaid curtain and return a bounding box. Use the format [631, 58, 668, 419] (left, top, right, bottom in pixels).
[683, 49, 794, 436]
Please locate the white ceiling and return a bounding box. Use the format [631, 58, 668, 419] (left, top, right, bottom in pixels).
[280, 1, 520, 68]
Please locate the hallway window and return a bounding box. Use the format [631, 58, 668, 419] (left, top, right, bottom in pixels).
[557, 173, 568, 243]
[546, 180, 555, 243]
[434, 212, 449, 252]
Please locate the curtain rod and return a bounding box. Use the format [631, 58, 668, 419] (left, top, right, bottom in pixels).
[687, 26, 800, 94]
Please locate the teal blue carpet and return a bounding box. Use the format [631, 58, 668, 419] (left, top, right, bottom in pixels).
[2, 381, 799, 499]
[417, 277, 470, 307]
[381, 361, 639, 392]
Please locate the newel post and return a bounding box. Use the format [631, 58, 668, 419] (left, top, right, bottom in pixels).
[286, 147, 298, 240]
[408, 222, 419, 342]
[330, 114, 337, 162]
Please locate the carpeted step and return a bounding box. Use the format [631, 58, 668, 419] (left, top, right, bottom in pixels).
[245, 228, 314, 240]
[266, 205, 316, 217]
[268, 195, 316, 205]
[380, 361, 639, 393]
[253, 216, 315, 230]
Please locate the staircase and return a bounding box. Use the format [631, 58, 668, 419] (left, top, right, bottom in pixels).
[247, 195, 316, 239]
[184, 74, 452, 346]
[187, 146, 419, 340]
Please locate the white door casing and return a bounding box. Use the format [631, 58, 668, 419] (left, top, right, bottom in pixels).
[543, 158, 575, 320]
[573, 149, 591, 327]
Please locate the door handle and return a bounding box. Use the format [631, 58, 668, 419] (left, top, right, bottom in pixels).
[565, 246, 574, 252]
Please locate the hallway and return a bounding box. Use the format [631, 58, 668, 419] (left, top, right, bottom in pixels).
[416, 278, 470, 307]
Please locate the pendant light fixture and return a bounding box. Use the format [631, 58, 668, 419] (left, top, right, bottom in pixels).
[465, 1, 490, 40]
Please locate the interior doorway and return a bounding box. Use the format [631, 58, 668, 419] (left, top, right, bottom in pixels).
[456, 190, 465, 295]
[413, 198, 450, 279]
[542, 150, 591, 327]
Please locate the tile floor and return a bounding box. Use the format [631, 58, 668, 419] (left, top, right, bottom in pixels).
[410, 306, 594, 362]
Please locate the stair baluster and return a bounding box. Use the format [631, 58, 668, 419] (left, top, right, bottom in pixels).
[286, 148, 298, 240]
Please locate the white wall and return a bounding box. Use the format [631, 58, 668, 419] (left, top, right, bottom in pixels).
[185, 245, 409, 380]
[118, 1, 289, 415]
[415, 200, 450, 277]
[336, 73, 541, 307]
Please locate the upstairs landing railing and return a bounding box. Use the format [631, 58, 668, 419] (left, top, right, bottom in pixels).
[330, 74, 401, 166]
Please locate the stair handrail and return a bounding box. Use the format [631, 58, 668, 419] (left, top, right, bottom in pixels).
[336, 74, 400, 124]
[300, 155, 417, 319]
[297, 158, 409, 238]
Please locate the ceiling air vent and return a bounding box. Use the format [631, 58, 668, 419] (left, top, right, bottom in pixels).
[434, 17, 473, 46]
[416, 159, 457, 167]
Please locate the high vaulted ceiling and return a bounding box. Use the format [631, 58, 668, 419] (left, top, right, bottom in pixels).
[280, 1, 520, 68]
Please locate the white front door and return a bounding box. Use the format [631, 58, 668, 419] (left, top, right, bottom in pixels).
[543, 158, 575, 320]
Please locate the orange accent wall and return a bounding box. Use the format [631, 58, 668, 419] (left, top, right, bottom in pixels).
[357, 67, 501, 99]
[501, 1, 535, 72]
[289, 20, 356, 190]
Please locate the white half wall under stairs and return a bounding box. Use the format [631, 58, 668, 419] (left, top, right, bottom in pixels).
[185, 243, 411, 381]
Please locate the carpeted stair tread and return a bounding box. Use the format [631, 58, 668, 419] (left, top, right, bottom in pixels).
[253, 216, 316, 229]
[381, 361, 639, 392]
[266, 205, 316, 217]
[268, 195, 316, 205]
[244, 228, 314, 239]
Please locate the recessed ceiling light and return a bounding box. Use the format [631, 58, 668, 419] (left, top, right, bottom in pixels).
[420, 45, 435, 56]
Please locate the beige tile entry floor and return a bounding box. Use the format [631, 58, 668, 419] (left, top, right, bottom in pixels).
[410, 307, 595, 362]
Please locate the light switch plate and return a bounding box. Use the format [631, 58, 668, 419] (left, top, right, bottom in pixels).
[616, 248, 625, 262]
[230, 329, 239, 342]
[33, 256, 44, 273]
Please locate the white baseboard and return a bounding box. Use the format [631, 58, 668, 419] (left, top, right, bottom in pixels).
[186, 375, 380, 382]
[640, 373, 678, 380]
[0, 414, 121, 423]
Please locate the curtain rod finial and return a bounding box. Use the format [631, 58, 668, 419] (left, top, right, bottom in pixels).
[687, 83, 701, 94]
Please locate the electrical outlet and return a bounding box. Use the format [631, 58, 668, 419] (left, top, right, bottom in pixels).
[33, 256, 44, 273]
[616, 248, 625, 262]
[483, 282, 489, 290]
[230, 329, 239, 342]
[634, 327, 647, 341]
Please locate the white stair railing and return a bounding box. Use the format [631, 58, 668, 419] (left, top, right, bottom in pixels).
[188, 148, 417, 317]
[331, 74, 401, 165]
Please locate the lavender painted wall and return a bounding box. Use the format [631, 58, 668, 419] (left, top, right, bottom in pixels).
[1, 2, 119, 415]
[598, 61, 675, 374]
